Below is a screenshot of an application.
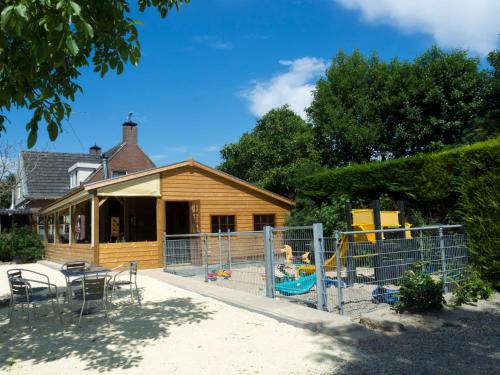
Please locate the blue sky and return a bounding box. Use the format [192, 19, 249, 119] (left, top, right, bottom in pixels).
[4, 0, 499, 166]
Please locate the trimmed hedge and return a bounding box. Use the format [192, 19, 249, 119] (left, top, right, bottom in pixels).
[0, 226, 44, 263]
[298, 137, 500, 285]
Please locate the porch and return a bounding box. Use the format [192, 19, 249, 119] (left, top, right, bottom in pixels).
[39, 194, 200, 269]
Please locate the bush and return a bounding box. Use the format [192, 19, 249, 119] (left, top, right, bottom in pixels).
[296, 137, 500, 286]
[395, 271, 445, 313]
[9, 226, 44, 263]
[459, 142, 500, 289]
[452, 267, 494, 306]
[0, 233, 11, 262]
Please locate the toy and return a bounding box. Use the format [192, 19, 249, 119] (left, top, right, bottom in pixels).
[281, 244, 294, 264]
[324, 277, 346, 289]
[217, 269, 232, 278]
[372, 286, 400, 304]
[275, 273, 317, 296]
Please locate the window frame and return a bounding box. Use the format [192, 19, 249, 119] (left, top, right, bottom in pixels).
[253, 214, 276, 231]
[210, 215, 237, 233]
[111, 170, 128, 178]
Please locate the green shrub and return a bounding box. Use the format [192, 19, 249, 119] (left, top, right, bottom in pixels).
[459, 143, 500, 289]
[0, 233, 11, 262]
[295, 137, 500, 286]
[9, 226, 44, 263]
[395, 271, 445, 313]
[452, 267, 494, 306]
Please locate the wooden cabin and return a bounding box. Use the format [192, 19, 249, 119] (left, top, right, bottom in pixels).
[38, 160, 294, 269]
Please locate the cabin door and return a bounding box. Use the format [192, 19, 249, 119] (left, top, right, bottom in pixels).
[165, 201, 190, 235]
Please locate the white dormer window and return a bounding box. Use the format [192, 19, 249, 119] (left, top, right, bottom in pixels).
[112, 170, 127, 178]
[70, 170, 78, 188]
[68, 162, 101, 188]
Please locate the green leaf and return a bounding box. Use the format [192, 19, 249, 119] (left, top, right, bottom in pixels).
[0, 6, 14, 26]
[14, 5, 28, 20]
[82, 21, 94, 38]
[117, 61, 124, 75]
[69, 1, 81, 15]
[66, 36, 79, 55]
[100, 63, 108, 77]
[27, 130, 37, 149]
[47, 122, 59, 141]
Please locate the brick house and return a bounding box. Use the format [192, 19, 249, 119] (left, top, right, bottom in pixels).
[0, 120, 154, 233]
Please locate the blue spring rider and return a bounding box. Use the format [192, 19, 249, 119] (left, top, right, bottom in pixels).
[275, 273, 317, 296]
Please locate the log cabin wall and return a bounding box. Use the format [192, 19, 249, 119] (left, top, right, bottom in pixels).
[160, 166, 291, 233]
[44, 243, 94, 265]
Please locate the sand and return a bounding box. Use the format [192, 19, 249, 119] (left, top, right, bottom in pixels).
[0, 263, 352, 375]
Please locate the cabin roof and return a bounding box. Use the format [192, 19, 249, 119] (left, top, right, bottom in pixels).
[41, 159, 294, 212]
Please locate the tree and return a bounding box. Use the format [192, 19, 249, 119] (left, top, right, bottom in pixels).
[466, 49, 500, 142]
[308, 47, 491, 167]
[219, 106, 321, 197]
[0, 0, 189, 147]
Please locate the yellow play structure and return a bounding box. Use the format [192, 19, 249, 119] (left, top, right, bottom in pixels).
[296, 207, 412, 275]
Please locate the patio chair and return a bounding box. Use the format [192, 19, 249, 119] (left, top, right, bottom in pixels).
[7, 269, 62, 327]
[108, 261, 141, 305]
[61, 261, 90, 306]
[72, 274, 111, 326]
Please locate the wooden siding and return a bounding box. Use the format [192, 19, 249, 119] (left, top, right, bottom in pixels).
[99, 241, 160, 269]
[44, 243, 94, 264]
[160, 166, 291, 233]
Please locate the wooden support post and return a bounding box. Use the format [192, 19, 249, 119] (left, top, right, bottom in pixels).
[124, 198, 129, 241]
[54, 212, 58, 244]
[92, 193, 100, 265]
[156, 198, 166, 268]
[68, 205, 73, 245]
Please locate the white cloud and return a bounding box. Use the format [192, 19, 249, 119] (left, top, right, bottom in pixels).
[242, 57, 326, 119]
[191, 35, 233, 50]
[335, 0, 500, 55]
[202, 145, 220, 152]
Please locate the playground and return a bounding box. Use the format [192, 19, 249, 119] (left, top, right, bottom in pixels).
[163, 201, 469, 317]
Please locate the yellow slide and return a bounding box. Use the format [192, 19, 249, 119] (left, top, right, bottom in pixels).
[298, 236, 349, 275]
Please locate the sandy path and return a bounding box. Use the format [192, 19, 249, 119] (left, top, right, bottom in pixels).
[0, 263, 352, 375]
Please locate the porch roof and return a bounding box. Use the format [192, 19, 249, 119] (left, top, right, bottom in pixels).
[39, 159, 294, 214]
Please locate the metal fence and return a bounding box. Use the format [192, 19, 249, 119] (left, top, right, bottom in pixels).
[164, 231, 268, 296]
[164, 224, 469, 317]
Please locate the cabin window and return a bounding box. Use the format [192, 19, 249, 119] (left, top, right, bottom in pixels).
[37, 216, 46, 241]
[211, 215, 236, 233]
[58, 209, 70, 244]
[253, 214, 276, 231]
[47, 215, 55, 243]
[112, 170, 127, 178]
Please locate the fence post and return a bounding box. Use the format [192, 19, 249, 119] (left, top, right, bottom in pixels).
[263, 226, 275, 298]
[439, 226, 448, 293]
[313, 223, 327, 311]
[227, 229, 232, 270]
[203, 234, 209, 282]
[218, 229, 222, 270]
[334, 230, 344, 315]
[163, 232, 167, 270]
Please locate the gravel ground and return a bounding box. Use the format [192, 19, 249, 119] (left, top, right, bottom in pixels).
[334, 293, 500, 375]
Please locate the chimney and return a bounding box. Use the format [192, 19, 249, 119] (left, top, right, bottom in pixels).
[123, 112, 137, 144]
[89, 144, 101, 155]
[101, 156, 110, 180]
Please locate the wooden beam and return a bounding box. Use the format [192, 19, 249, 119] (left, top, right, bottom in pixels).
[98, 197, 108, 207]
[156, 198, 166, 268]
[92, 193, 100, 265]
